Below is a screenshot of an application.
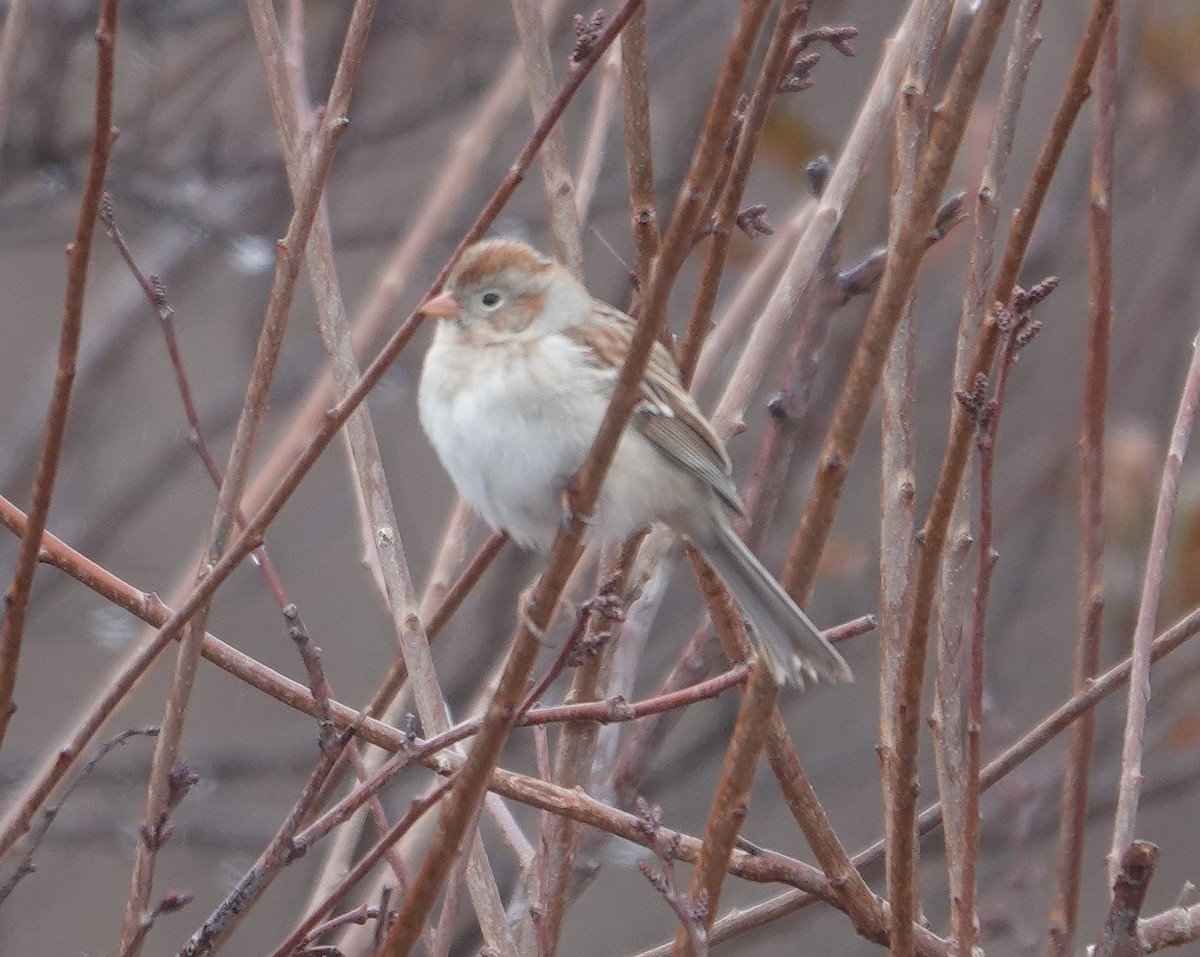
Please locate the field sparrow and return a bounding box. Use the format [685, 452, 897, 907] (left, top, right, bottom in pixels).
[417, 238, 851, 686]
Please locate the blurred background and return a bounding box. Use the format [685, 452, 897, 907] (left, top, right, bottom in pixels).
[2, 0, 1200, 954]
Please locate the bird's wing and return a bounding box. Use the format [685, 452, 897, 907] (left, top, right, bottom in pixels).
[568, 303, 745, 514]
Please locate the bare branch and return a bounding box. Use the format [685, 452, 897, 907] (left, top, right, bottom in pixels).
[1049, 10, 1113, 954]
[1109, 327, 1200, 880]
[0, 0, 120, 749]
[1095, 841, 1159, 957]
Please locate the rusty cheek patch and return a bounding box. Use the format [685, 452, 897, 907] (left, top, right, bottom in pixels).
[492, 291, 545, 333]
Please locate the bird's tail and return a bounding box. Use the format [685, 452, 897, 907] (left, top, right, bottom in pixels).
[698, 518, 852, 687]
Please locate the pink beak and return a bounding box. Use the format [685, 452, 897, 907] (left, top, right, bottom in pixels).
[420, 290, 462, 321]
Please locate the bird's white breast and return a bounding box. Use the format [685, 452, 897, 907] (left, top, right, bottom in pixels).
[418, 327, 606, 547]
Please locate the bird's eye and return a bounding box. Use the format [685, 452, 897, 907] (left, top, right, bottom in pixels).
[480, 291, 502, 309]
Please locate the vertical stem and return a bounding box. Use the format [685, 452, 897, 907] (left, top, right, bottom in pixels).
[620, 6, 658, 288]
[1048, 12, 1115, 955]
[676, 0, 813, 384]
[511, 0, 584, 277]
[0, 0, 30, 158]
[1108, 331, 1200, 882]
[879, 4, 1114, 954]
[0, 0, 119, 750]
[882, 3, 949, 950]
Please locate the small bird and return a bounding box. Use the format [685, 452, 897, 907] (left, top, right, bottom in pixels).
[417, 237, 851, 686]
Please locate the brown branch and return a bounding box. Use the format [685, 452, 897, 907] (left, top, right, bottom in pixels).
[511, 0, 584, 276]
[1109, 325, 1200, 881]
[1049, 10, 1113, 955]
[676, 0, 814, 383]
[0, 0, 119, 750]
[532, 548, 631, 952]
[620, 5, 658, 288]
[883, 1, 953, 950]
[99, 197, 289, 610]
[1095, 841, 1159, 957]
[268, 776, 457, 957]
[671, 656, 777, 957]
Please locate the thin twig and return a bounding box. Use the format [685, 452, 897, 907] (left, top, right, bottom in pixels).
[960, 297, 1050, 954]
[637, 800, 711, 957]
[180, 724, 355, 956]
[574, 42, 622, 224]
[677, 0, 814, 383]
[511, 0, 583, 276]
[0, 0, 119, 750]
[531, 549, 630, 952]
[1108, 327, 1200, 882]
[269, 776, 457, 957]
[1049, 10, 1112, 955]
[99, 198, 289, 609]
[0, 0, 31, 159]
[935, 2, 1041, 948]
[689, 196, 814, 394]
[0, 727, 158, 905]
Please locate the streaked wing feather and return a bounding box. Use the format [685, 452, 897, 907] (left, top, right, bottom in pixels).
[570, 304, 744, 514]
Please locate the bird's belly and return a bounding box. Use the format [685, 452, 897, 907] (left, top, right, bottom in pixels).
[419, 335, 696, 549]
[419, 341, 592, 547]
